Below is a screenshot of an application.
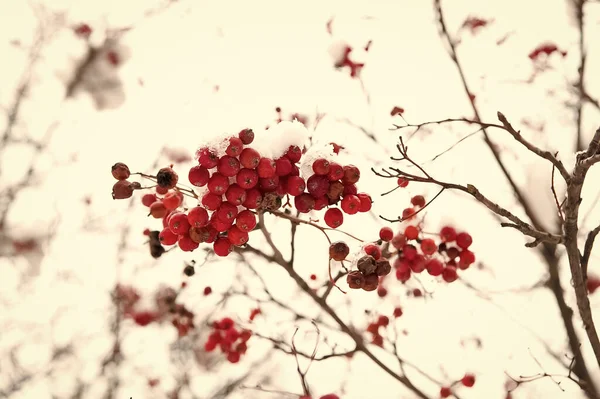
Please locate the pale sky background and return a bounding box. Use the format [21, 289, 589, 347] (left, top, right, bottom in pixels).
[1, 0, 600, 398]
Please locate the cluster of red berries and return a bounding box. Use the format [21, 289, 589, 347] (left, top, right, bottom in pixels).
[440, 373, 476, 398]
[204, 317, 252, 363]
[346, 245, 392, 292]
[366, 315, 390, 347]
[112, 126, 371, 257]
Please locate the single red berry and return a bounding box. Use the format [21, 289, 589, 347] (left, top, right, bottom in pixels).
[587, 276, 600, 294]
[314, 196, 329, 210]
[257, 158, 276, 178]
[396, 266, 411, 282]
[201, 192, 221, 211]
[377, 315, 389, 327]
[327, 162, 344, 181]
[225, 184, 247, 206]
[275, 177, 288, 197]
[346, 271, 365, 289]
[156, 185, 168, 195]
[324, 208, 344, 228]
[133, 311, 157, 326]
[188, 165, 210, 187]
[402, 207, 415, 220]
[285, 145, 302, 163]
[410, 254, 426, 273]
[239, 128, 254, 145]
[426, 259, 444, 276]
[189, 226, 218, 243]
[275, 157, 293, 176]
[446, 246, 460, 259]
[411, 195, 426, 207]
[112, 180, 134, 199]
[236, 210, 257, 232]
[162, 191, 182, 210]
[141, 193, 157, 207]
[310, 274, 317, 280]
[393, 307, 403, 318]
[420, 238, 437, 255]
[327, 181, 345, 202]
[111, 162, 130, 180]
[461, 373, 475, 387]
[227, 351, 241, 363]
[178, 234, 199, 252]
[364, 244, 382, 260]
[341, 195, 361, 215]
[213, 237, 233, 257]
[329, 241, 350, 261]
[440, 387, 451, 398]
[343, 184, 358, 197]
[404, 225, 419, 240]
[259, 176, 279, 192]
[159, 228, 178, 245]
[218, 156, 241, 177]
[402, 244, 418, 260]
[156, 167, 178, 189]
[226, 137, 244, 157]
[211, 212, 233, 232]
[236, 168, 258, 189]
[169, 212, 191, 235]
[294, 193, 316, 213]
[379, 227, 394, 241]
[312, 158, 330, 175]
[397, 177, 409, 188]
[456, 232, 473, 249]
[391, 233, 406, 249]
[74, 23, 92, 37]
[227, 225, 249, 246]
[377, 286, 388, 297]
[363, 273, 379, 291]
[197, 148, 219, 169]
[187, 206, 209, 228]
[239, 148, 261, 169]
[440, 226, 457, 242]
[243, 189, 262, 209]
[216, 202, 238, 223]
[307, 174, 329, 198]
[458, 250, 475, 269]
[442, 266, 458, 282]
[203, 286, 212, 296]
[342, 165, 360, 184]
[149, 201, 167, 218]
[208, 173, 229, 195]
[287, 175, 306, 196]
[357, 193, 372, 212]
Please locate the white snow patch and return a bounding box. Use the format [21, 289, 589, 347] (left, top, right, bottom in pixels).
[299, 141, 338, 179]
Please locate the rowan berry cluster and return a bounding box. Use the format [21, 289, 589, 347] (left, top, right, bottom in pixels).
[204, 317, 252, 364]
[111, 125, 372, 257]
[365, 315, 390, 347]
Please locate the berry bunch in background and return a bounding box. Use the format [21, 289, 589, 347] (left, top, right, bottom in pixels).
[204, 317, 252, 364]
[365, 315, 390, 347]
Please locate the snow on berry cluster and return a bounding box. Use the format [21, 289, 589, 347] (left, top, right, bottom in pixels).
[204, 317, 252, 364]
[340, 194, 475, 292]
[111, 121, 373, 257]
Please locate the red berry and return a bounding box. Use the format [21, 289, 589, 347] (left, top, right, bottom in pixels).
[320, 395, 340, 399]
[236, 168, 258, 189]
[379, 227, 394, 241]
[238, 128, 254, 145]
[456, 232, 473, 249]
[341, 195, 361, 215]
[216, 202, 238, 223]
[188, 165, 210, 187]
[377, 315, 389, 326]
[111, 162, 130, 180]
[226, 137, 244, 157]
[327, 181, 344, 202]
[312, 158, 330, 175]
[309, 274, 317, 280]
[294, 193, 316, 213]
[218, 156, 241, 177]
[156, 167, 178, 189]
[393, 307, 403, 318]
[236, 210, 257, 232]
[440, 226, 457, 242]
[208, 173, 229, 195]
[259, 176, 279, 192]
[112, 180, 134, 199]
[342, 165, 360, 185]
[188, 206, 209, 228]
[200, 193, 220, 211]
[426, 259, 443, 276]
[343, 184, 358, 198]
[243, 189, 262, 209]
[410, 254, 426, 273]
[213, 237, 233, 257]
[169, 212, 190, 235]
[396, 266, 411, 282]
[403, 244, 418, 260]
[357, 193, 372, 212]
[402, 207, 415, 220]
[275, 157, 293, 176]
[285, 145, 302, 163]
[240, 148, 261, 169]
[391, 233, 406, 249]
[446, 247, 460, 259]
[141, 193, 157, 207]
[329, 241, 350, 261]
[461, 373, 475, 387]
[377, 286, 388, 297]
[149, 201, 167, 218]
[189, 226, 218, 243]
[197, 148, 219, 169]
[156, 186, 168, 195]
[420, 238, 437, 255]
[327, 162, 344, 181]
[364, 244, 382, 260]
[162, 191, 182, 210]
[257, 158, 276, 178]
[178, 234, 199, 252]
[397, 177, 409, 187]
[314, 196, 329, 210]
[411, 195, 426, 207]
[227, 351, 241, 363]
[442, 266, 458, 282]
[347, 271, 365, 289]
[159, 228, 178, 245]
[324, 208, 344, 228]
[440, 387, 451, 398]
[307, 174, 329, 198]
[203, 286, 212, 296]
[225, 184, 247, 206]
[227, 225, 249, 246]
[404, 225, 419, 240]
[287, 175, 306, 196]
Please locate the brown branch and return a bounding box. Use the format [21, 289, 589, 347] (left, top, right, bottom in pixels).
[581, 225, 600, 282]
